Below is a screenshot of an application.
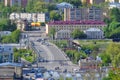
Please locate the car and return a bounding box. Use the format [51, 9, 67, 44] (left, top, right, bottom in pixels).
[63, 69, 67, 73]
[31, 68, 36, 73]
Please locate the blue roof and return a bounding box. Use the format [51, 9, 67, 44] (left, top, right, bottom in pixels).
[57, 2, 73, 8]
[0, 62, 22, 67]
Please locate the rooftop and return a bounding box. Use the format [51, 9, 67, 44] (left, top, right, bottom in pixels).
[48, 20, 106, 25]
[0, 62, 22, 67]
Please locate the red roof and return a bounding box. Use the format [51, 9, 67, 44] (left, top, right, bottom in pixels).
[48, 20, 106, 25]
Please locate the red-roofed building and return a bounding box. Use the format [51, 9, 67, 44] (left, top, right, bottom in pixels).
[46, 20, 106, 39]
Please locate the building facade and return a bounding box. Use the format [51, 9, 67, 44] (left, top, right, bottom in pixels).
[64, 6, 103, 21]
[4, 0, 27, 7]
[0, 45, 13, 63]
[46, 20, 106, 39]
[84, 28, 104, 39]
[10, 13, 46, 23]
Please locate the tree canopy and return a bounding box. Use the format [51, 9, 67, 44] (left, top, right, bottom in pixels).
[71, 29, 87, 39]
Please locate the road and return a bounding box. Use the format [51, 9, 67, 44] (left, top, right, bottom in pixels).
[22, 28, 80, 78]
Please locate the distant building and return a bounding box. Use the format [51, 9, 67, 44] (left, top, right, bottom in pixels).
[105, 0, 120, 3]
[46, 20, 106, 39]
[0, 62, 22, 80]
[10, 13, 46, 23]
[4, 0, 28, 7]
[84, 28, 104, 39]
[55, 30, 71, 39]
[0, 31, 11, 37]
[4, 0, 22, 6]
[78, 57, 102, 70]
[64, 6, 103, 21]
[0, 44, 13, 63]
[57, 2, 73, 10]
[81, 0, 105, 5]
[109, 2, 120, 9]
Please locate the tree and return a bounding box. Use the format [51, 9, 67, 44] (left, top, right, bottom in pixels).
[109, 27, 120, 39]
[49, 28, 56, 39]
[110, 8, 120, 22]
[50, 10, 62, 21]
[71, 29, 87, 39]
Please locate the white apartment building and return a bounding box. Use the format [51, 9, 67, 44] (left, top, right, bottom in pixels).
[46, 20, 106, 39]
[84, 28, 104, 39]
[10, 13, 46, 23]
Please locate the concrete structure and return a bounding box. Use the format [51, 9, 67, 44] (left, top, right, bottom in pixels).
[16, 19, 27, 31]
[84, 28, 104, 39]
[10, 13, 46, 23]
[0, 44, 13, 63]
[46, 20, 106, 39]
[64, 6, 103, 21]
[0, 62, 22, 80]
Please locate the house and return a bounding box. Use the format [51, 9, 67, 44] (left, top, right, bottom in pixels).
[84, 28, 104, 39]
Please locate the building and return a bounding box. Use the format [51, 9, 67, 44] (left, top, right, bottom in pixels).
[84, 28, 104, 39]
[10, 13, 46, 23]
[21, 0, 27, 7]
[4, 0, 27, 7]
[81, 0, 105, 5]
[0, 62, 22, 80]
[4, 0, 22, 6]
[0, 44, 13, 63]
[88, 6, 103, 21]
[78, 57, 102, 70]
[105, 0, 120, 3]
[57, 2, 73, 10]
[46, 20, 106, 39]
[109, 2, 120, 9]
[0, 31, 11, 37]
[55, 30, 71, 39]
[64, 6, 103, 21]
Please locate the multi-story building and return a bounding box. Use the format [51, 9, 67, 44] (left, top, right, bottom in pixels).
[0, 44, 13, 63]
[64, 6, 103, 21]
[4, 0, 27, 7]
[88, 6, 103, 21]
[10, 13, 46, 23]
[46, 20, 106, 39]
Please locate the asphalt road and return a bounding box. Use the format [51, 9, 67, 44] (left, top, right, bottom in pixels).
[23, 29, 79, 73]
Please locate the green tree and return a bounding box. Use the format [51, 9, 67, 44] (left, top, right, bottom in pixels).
[110, 8, 120, 22]
[49, 28, 56, 39]
[50, 10, 62, 20]
[71, 29, 87, 39]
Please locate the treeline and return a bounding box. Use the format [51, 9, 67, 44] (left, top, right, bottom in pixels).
[1, 30, 20, 43]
